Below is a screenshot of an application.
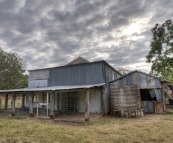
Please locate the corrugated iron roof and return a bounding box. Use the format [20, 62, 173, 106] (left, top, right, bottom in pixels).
[0, 83, 105, 93]
[27, 60, 121, 76]
[109, 70, 169, 83]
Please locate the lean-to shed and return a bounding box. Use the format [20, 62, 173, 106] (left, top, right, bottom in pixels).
[110, 70, 167, 114]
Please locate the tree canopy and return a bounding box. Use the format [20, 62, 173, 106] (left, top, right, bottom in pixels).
[116, 66, 132, 75]
[146, 19, 173, 83]
[0, 48, 28, 89]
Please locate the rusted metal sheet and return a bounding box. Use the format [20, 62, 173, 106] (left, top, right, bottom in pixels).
[143, 101, 155, 114]
[111, 71, 162, 89]
[149, 90, 156, 98]
[122, 77, 126, 86]
[126, 74, 133, 86]
[149, 89, 162, 102]
[110, 85, 141, 111]
[148, 76, 155, 88]
[133, 72, 140, 86]
[155, 102, 163, 113]
[155, 79, 161, 88]
[155, 89, 162, 102]
[140, 73, 148, 88]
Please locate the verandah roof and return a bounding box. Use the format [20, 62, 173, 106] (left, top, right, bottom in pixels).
[0, 83, 105, 93]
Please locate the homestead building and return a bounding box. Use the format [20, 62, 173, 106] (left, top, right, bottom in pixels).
[0, 57, 171, 122]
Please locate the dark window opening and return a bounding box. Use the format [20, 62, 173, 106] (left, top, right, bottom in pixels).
[140, 89, 157, 101]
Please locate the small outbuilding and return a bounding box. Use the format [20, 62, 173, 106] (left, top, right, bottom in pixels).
[110, 70, 168, 116]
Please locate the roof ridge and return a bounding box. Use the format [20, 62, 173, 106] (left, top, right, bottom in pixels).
[66, 56, 89, 65]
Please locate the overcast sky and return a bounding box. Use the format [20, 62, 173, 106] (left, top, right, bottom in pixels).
[0, 0, 173, 73]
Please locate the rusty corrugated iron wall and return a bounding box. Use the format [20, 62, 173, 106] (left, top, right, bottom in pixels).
[112, 71, 161, 89]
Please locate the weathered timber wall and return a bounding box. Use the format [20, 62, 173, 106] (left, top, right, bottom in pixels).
[110, 85, 141, 111]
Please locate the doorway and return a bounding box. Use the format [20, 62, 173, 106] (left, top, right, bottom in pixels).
[36, 92, 50, 118]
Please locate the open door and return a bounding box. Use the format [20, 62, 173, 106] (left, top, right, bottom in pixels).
[36, 92, 49, 118]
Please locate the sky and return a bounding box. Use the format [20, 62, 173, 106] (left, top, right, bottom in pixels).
[0, 0, 173, 73]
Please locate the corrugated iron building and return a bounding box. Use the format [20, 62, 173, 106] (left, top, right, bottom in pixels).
[28, 60, 121, 88]
[27, 59, 121, 117]
[110, 70, 167, 114]
[0, 57, 169, 120]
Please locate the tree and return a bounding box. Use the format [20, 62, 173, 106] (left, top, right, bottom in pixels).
[146, 19, 173, 83]
[0, 48, 28, 89]
[116, 66, 132, 75]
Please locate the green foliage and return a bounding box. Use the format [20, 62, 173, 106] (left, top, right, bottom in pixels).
[0, 48, 28, 89]
[146, 19, 173, 83]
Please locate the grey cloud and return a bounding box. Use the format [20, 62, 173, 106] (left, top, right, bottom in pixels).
[0, 0, 173, 73]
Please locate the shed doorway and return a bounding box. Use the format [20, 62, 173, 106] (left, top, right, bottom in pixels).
[140, 89, 163, 114]
[36, 92, 50, 118]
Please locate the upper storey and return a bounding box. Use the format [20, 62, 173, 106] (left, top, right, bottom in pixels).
[28, 57, 121, 88]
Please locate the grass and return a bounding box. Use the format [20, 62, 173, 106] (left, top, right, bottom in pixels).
[0, 114, 173, 143]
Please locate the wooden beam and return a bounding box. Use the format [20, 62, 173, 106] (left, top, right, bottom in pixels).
[101, 87, 105, 114]
[11, 93, 16, 116]
[29, 92, 34, 117]
[50, 91, 55, 119]
[22, 94, 25, 106]
[162, 83, 166, 113]
[85, 89, 90, 122]
[4, 94, 8, 110]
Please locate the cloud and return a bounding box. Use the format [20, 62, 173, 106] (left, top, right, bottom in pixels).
[0, 0, 173, 73]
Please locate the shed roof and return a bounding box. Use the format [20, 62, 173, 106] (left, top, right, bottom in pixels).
[109, 70, 169, 83]
[0, 83, 105, 93]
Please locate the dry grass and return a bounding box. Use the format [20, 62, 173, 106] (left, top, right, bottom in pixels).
[0, 114, 173, 143]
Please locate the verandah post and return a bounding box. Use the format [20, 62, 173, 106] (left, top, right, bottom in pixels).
[5, 93, 8, 110]
[22, 94, 25, 106]
[49, 91, 55, 119]
[85, 89, 90, 122]
[29, 92, 34, 117]
[11, 92, 16, 116]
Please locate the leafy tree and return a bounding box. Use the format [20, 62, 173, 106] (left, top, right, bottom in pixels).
[0, 48, 28, 89]
[116, 66, 132, 75]
[146, 19, 173, 83]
